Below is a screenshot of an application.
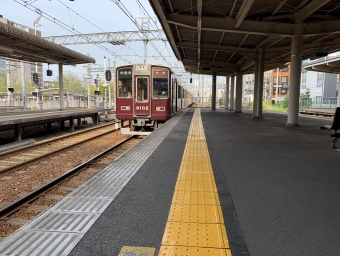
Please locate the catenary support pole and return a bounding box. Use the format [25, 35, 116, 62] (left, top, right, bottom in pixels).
[6, 59, 11, 106]
[21, 61, 26, 108]
[59, 63, 65, 110]
[104, 56, 106, 109]
[87, 53, 91, 109]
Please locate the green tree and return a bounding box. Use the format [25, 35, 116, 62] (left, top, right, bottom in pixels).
[0, 71, 6, 92]
[283, 95, 289, 108]
[300, 88, 311, 108]
[54, 71, 83, 94]
[0, 69, 35, 94]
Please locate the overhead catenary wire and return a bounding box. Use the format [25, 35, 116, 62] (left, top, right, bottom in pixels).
[55, 0, 143, 62]
[133, 0, 180, 64]
[132, 0, 186, 72]
[13, 0, 132, 64]
[114, 0, 173, 67]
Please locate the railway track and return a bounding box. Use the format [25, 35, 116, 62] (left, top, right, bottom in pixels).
[299, 109, 335, 117]
[0, 122, 144, 241]
[0, 121, 126, 175]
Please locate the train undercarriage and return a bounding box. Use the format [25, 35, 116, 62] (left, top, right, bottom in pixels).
[120, 118, 163, 135]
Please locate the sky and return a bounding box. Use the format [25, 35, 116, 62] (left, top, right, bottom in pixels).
[1, 0, 217, 94]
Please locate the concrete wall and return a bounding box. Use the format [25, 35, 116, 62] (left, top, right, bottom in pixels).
[301, 71, 321, 98]
[324, 73, 337, 98]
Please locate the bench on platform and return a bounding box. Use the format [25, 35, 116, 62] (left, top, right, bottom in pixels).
[320, 107, 340, 149]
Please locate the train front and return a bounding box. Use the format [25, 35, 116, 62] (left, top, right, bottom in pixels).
[116, 64, 171, 131]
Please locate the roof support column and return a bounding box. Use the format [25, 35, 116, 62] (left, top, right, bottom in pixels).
[59, 63, 65, 110]
[229, 74, 235, 111]
[212, 72, 217, 110]
[337, 74, 340, 107]
[257, 49, 264, 117]
[235, 72, 243, 113]
[225, 75, 230, 110]
[287, 23, 304, 126]
[253, 60, 259, 118]
[253, 49, 264, 118]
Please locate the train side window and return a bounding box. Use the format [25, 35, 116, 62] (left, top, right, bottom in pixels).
[136, 77, 148, 102]
[118, 68, 132, 98]
[153, 78, 168, 98]
[118, 78, 132, 97]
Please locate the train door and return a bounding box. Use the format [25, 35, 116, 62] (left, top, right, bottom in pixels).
[175, 80, 178, 112]
[134, 76, 150, 116]
[170, 77, 174, 115]
[172, 78, 176, 115]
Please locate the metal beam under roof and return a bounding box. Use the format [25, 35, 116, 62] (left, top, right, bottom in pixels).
[0, 22, 95, 65]
[148, 0, 340, 75]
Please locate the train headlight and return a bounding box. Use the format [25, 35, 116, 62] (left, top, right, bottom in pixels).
[156, 106, 165, 111]
[121, 106, 130, 110]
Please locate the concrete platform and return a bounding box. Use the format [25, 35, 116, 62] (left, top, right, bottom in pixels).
[0, 108, 106, 141]
[0, 108, 339, 256]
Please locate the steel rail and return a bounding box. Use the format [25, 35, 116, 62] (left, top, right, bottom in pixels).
[0, 120, 117, 157]
[0, 122, 121, 175]
[0, 135, 135, 218]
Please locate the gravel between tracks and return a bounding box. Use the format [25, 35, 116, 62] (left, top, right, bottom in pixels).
[0, 113, 131, 240]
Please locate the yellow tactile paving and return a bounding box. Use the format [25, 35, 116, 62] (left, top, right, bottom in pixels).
[160, 109, 232, 256]
[162, 222, 229, 248]
[159, 246, 232, 256]
[175, 180, 217, 192]
[168, 204, 224, 223]
[176, 172, 215, 182]
[172, 191, 220, 205]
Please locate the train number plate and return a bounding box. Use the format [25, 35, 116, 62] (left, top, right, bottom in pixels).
[136, 106, 149, 110]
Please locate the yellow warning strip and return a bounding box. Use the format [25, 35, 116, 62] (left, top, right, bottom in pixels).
[159, 109, 232, 256]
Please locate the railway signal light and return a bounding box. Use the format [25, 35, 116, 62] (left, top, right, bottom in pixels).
[94, 74, 100, 85]
[105, 70, 111, 81]
[32, 73, 39, 85]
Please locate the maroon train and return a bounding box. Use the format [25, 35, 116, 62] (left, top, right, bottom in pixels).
[115, 63, 193, 131]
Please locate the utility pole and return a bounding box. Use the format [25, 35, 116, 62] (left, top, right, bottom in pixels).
[34, 15, 43, 109]
[87, 54, 92, 109]
[112, 61, 116, 111]
[104, 56, 106, 108]
[21, 61, 26, 108]
[108, 58, 113, 110]
[6, 59, 11, 106]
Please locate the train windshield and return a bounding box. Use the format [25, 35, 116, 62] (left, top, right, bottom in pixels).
[153, 78, 168, 98]
[136, 77, 148, 102]
[118, 68, 132, 98]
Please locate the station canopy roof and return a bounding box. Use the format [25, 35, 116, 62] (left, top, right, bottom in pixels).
[149, 0, 340, 76]
[304, 55, 340, 73]
[0, 22, 95, 65]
